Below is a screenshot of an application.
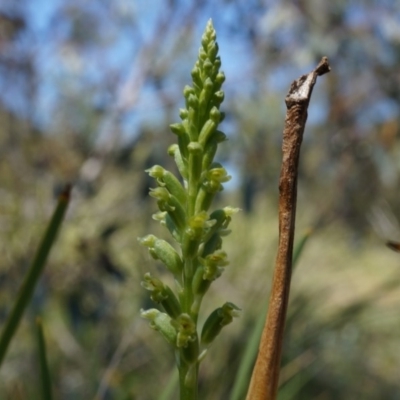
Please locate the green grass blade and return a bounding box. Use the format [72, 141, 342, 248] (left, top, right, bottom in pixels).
[292, 228, 312, 269]
[230, 229, 312, 400]
[36, 317, 53, 400]
[230, 310, 266, 400]
[0, 184, 71, 367]
[158, 367, 178, 400]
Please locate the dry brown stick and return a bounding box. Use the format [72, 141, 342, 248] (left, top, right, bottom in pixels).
[246, 57, 331, 400]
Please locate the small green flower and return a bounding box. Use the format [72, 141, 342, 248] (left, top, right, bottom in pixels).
[201, 250, 229, 280]
[138, 235, 183, 276]
[148, 187, 186, 231]
[146, 165, 187, 206]
[141, 273, 181, 318]
[141, 309, 177, 346]
[172, 313, 197, 349]
[201, 302, 241, 346]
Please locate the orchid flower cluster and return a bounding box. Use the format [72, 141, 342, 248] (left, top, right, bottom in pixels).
[138, 20, 239, 398]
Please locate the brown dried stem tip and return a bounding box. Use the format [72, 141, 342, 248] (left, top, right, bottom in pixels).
[246, 57, 331, 400]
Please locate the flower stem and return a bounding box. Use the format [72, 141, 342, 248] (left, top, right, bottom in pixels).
[178, 361, 199, 400]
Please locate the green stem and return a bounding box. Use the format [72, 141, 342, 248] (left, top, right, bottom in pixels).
[178, 360, 198, 400]
[0, 185, 71, 367]
[187, 181, 197, 219]
[182, 258, 195, 312]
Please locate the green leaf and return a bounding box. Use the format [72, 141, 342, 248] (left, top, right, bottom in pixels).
[0, 185, 71, 367]
[36, 317, 53, 400]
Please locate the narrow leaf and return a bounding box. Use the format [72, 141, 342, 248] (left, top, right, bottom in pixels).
[0, 184, 71, 367]
[36, 317, 53, 400]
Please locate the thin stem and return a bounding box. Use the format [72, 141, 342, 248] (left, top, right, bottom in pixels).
[183, 259, 195, 314]
[246, 57, 330, 400]
[178, 360, 198, 400]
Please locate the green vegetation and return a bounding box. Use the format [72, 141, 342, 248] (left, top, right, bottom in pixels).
[0, 3, 400, 400]
[138, 20, 239, 399]
[0, 186, 70, 366]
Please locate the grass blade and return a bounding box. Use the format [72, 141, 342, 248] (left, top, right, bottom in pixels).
[230, 311, 266, 400]
[36, 317, 53, 400]
[158, 367, 178, 400]
[292, 228, 312, 269]
[230, 229, 312, 400]
[0, 184, 71, 367]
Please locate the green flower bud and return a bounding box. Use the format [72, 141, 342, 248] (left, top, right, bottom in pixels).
[198, 119, 217, 147]
[153, 212, 181, 242]
[213, 90, 224, 106]
[141, 272, 166, 301]
[198, 78, 214, 123]
[171, 313, 197, 348]
[152, 211, 167, 226]
[214, 130, 227, 143]
[211, 58, 221, 77]
[182, 232, 201, 260]
[138, 235, 183, 275]
[187, 94, 198, 109]
[183, 85, 196, 100]
[183, 116, 198, 143]
[182, 211, 210, 259]
[207, 42, 218, 61]
[146, 165, 165, 179]
[146, 165, 187, 207]
[141, 273, 182, 319]
[170, 122, 185, 135]
[204, 180, 221, 193]
[192, 266, 212, 297]
[204, 77, 213, 91]
[201, 166, 231, 194]
[161, 285, 182, 319]
[180, 335, 199, 366]
[202, 207, 239, 245]
[219, 206, 240, 233]
[208, 208, 227, 227]
[168, 144, 188, 180]
[203, 58, 213, 75]
[169, 123, 189, 160]
[201, 302, 240, 345]
[191, 67, 202, 89]
[209, 106, 221, 123]
[149, 186, 170, 203]
[165, 213, 181, 242]
[199, 46, 207, 61]
[202, 250, 229, 281]
[149, 187, 186, 231]
[179, 108, 189, 120]
[215, 71, 225, 87]
[202, 233, 222, 257]
[209, 26, 216, 41]
[141, 309, 177, 346]
[138, 234, 156, 247]
[195, 184, 216, 213]
[202, 138, 218, 172]
[188, 142, 203, 185]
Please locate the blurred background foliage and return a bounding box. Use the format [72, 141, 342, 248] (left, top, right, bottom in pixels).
[0, 0, 400, 399]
